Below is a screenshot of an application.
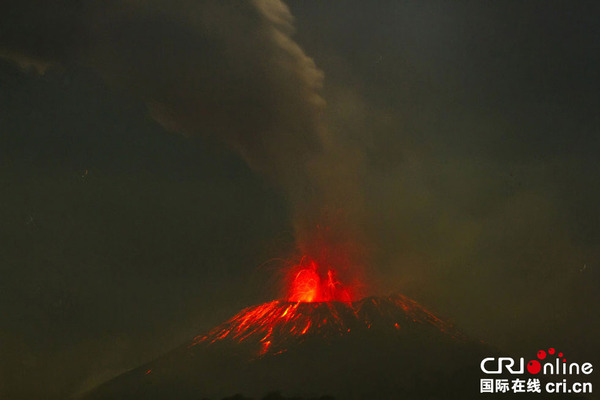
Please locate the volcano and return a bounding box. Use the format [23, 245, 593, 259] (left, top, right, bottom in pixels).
[190, 294, 466, 357]
[83, 294, 509, 400]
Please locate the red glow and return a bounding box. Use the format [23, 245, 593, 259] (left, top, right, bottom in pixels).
[190, 295, 465, 357]
[287, 258, 352, 302]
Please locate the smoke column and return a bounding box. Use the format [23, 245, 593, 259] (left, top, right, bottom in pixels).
[0, 0, 367, 296]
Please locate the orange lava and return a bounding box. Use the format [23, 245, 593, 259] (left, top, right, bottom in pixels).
[287, 258, 352, 303]
[190, 295, 465, 357]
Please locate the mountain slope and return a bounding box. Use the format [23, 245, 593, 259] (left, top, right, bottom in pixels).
[84, 295, 498, 399]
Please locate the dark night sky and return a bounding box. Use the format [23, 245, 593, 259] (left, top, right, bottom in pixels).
[1, 1, 599, 399]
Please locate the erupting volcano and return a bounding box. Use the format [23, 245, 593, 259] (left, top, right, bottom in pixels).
[85, 256, 498, 400]
[191, 294, 466, 359]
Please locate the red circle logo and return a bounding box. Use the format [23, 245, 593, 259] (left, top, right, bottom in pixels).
[527, 360, 541, 374]
[537, 350, 546, 360]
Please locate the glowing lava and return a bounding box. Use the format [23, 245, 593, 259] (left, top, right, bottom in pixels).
[287, 258, 352, 303]
[188, 258, 463, 359]
[190, 294, 465, 357]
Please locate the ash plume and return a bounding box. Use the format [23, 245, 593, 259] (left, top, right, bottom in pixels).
[0, 0, 367, 287]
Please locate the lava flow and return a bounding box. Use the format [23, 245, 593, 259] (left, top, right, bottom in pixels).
[188, 257, 464, 358]
[190, 294, 465, 357]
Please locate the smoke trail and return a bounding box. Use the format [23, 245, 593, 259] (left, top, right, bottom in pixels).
[0, 0, 367, 292]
